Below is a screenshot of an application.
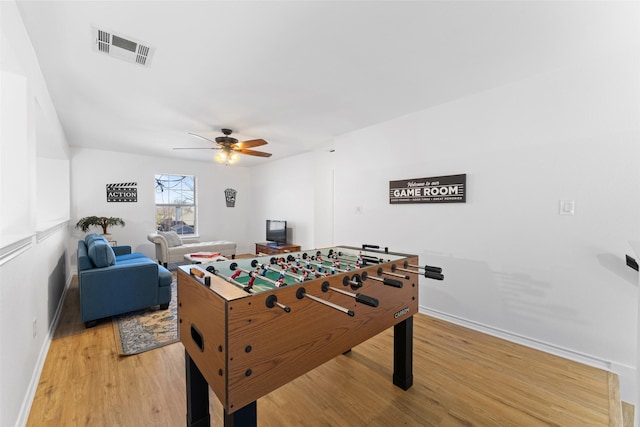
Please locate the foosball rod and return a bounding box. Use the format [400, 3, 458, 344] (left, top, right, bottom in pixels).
[403, 260, 443, 273]
[401, 261, 444, 280]
[294, 253, 352, 271]
[254, 259, 305, 282]
[315, 252, 362, 270]
[269, 264, 305, 282]
[361, 271, 403, 288]
[327, 250, 385, 265]
[265, 294, 291, 313]
[205, 266, 255, 293]
[291, 258, 330, 277]
[376, 266, 410, 280]
[321, 281, 379, 307]
[282, 258, 328, 278]
[296, 287, 355, 317]
[392, 264, 444, 280]
[230, 263, 285, 287]
[308, 257, 350, 274]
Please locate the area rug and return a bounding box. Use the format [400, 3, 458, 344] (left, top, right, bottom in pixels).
[112, 282, 180, 355]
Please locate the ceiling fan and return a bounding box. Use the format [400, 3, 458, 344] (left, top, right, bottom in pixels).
[175, 128, 272, 164]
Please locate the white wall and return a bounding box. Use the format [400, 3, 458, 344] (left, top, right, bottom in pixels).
[1, 2, 72, 426]
[249, 149, 335, 250]
[70, 148, 252, 260]
[332, 49, 640, 401]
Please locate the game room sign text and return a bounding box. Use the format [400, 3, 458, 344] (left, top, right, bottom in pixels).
[389, 174, 466, 204]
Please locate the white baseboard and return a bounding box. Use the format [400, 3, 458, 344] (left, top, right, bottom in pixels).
[420, 306, 636, 403]
[14, 273, 73, 427]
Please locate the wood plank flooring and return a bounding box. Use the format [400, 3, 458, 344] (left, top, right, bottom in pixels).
[27, 270, 623, 426]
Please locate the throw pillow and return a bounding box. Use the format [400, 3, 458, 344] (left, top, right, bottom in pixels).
[85, 233, 107, 245]
[87, 239, 116, 268]
[160, 231, 183, 248]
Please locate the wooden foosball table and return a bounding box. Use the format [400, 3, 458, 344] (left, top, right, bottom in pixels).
[178, 245, 443, 426]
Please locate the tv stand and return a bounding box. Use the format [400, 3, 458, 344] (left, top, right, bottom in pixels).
[255, 242, 301, 255]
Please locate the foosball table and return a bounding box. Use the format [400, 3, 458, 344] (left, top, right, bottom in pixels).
[177, 244, 444, 426]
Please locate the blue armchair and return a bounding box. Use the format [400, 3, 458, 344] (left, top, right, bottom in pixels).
[77, 234, 172, 327]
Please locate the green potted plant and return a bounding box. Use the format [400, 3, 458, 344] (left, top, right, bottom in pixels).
[75, 216, 125, 240]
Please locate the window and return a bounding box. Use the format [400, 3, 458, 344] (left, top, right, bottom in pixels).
[154, 174, 196, 235]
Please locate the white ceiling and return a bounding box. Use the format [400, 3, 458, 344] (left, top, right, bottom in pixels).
[15, 1, 639, 166]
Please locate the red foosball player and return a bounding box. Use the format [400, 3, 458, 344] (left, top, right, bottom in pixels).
[301, 270, 309, 281]
[276, 277, 285, 287]
[247, 276, 256, 289]
[231, 270, 242, 279]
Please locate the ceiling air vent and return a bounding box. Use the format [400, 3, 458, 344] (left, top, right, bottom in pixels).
[92, 27, 155, 67]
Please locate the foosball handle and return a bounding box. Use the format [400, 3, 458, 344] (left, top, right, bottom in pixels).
[383, 278, 403, 288]
[425, 271, 444, 280]
[425, 265, 443, 273]
[355, 294, 379, 307]
[190, 267, 205, 278]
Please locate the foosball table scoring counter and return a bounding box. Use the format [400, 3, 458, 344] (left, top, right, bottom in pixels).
[177, 244, 444, 426]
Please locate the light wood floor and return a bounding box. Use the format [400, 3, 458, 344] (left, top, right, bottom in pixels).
[28, 271, 624, 426]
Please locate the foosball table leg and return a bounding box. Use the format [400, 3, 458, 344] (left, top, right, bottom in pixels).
[185, 350, 210, 427]
[223, 401, 257, 427]
[393, 316, 414, 390]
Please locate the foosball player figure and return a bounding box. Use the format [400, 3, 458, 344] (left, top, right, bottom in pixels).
[246, 275, 256, 290]
[301, 270, 309, 282]
[231, 270, 243, 280]
[331, 259, 340, 275]
[295, 255, 301, 266]
[276, 277, 286, 287]
[261, 264, 269, 276]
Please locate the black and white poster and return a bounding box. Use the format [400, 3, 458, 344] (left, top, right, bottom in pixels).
[106, 182, 137, 202]
[389, 174, 466, 204]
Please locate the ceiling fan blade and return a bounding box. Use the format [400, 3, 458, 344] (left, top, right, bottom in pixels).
[238, 148, 272, 157]
[187, 132, 217, 144]
[173, 147, 221, 150]
[239, 139, 268, 149]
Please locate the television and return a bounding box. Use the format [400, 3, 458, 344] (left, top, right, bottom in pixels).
[266, 220, 287, 246]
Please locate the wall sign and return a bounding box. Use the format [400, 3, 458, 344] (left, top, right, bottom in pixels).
[106, 182, 137, 202]
[224, 188, 237, 207]
[389, 174, 466, 204]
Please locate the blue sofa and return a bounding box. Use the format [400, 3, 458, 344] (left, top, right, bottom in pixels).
[77, 234, 172, 327]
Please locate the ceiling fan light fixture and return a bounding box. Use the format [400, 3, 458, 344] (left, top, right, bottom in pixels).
[216, 148, 239, 166]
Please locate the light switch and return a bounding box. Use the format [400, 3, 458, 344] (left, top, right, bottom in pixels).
[559, 200, 575, 215]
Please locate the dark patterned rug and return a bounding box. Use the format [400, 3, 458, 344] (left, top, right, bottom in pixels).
[112, 282, 179, 355]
